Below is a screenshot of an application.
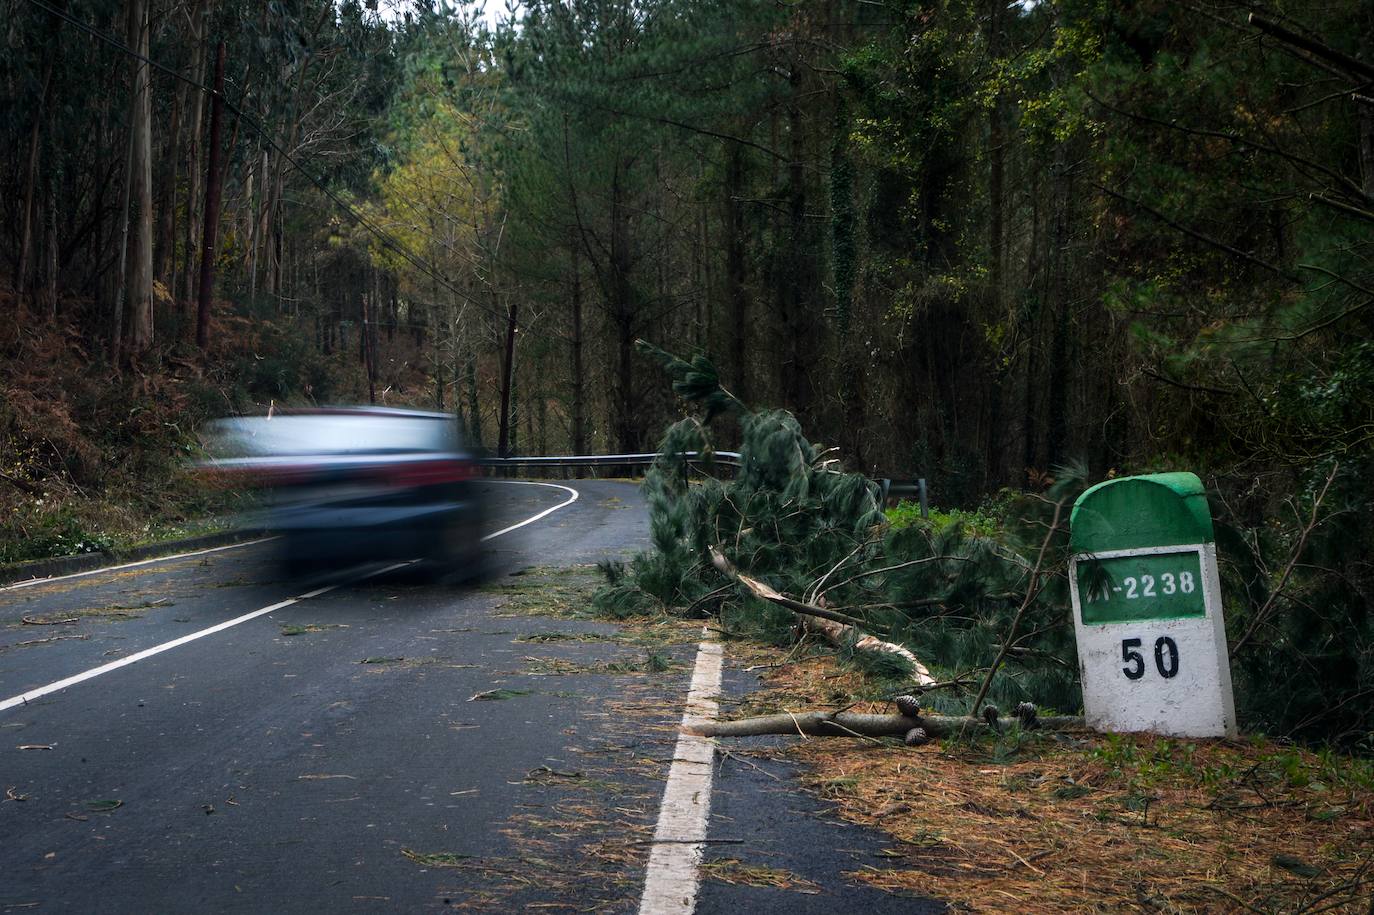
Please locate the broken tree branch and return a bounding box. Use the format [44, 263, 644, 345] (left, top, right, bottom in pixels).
[688, 711, 1084, 739]
[710, 545, 937, 687]
[969, 496, 1067, 717]
[1232, 461, 1339, 654]
[1248, 14, 1374, 82]
[0, 470, 45, 498]
[709, 545, 869, 629]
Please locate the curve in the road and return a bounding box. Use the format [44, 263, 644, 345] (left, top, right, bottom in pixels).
[479, 480, 578, 540]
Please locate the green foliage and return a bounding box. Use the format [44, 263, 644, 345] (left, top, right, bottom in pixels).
[0, 506, 114, 565]
[596, 348, 1086, 714]
[1214, 459, 1374, 746]
[886, 502, 1001, 539]
[637, 341, 746, 423]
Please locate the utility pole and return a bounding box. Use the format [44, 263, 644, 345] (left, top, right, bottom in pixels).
[196, 41, 226, 350]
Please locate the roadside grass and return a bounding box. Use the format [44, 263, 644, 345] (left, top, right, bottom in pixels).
[727, 644, 1374, 913]
[0, 484, 253, 568]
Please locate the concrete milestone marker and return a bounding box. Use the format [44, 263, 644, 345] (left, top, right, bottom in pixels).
[1067, 472, 1237, 737]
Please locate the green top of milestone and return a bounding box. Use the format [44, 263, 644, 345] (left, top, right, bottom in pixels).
[1070, 472, 1214, 554]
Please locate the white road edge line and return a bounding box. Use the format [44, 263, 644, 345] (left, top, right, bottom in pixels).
[0, 481, 582, 714]
[0, 480, 579, 593]
[639, 627, 723, 915]
[480, 481, 579, 541]
[0, 537, 278, 593]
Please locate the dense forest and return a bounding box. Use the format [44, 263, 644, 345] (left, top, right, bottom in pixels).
[2, 2, 1371, 735]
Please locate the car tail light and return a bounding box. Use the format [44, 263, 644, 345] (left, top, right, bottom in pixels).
[383, 459, 473, 488]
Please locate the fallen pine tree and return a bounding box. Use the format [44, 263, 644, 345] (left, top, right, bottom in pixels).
[594, 343, 1087, 720]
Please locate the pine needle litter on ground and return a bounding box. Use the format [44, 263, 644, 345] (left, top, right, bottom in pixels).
[725, 647, 1374, 913]
[700, 858, 823, 895]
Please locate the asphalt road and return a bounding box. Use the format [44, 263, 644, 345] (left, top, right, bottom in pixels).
[0, 480, 689, 913]
[1, 479, 940, 914]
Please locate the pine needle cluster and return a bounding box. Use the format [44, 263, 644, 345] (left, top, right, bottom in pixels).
[595, 344, 1086, 714]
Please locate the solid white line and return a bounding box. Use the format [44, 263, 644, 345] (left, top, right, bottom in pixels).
[1, 483, 584, 713]
[0, 537, 278, 593]
[0, 481, 578, 593]
[480, 481, 579, 541]
[639, 628, 723, 915]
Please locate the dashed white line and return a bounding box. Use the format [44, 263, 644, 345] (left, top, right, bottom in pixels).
[0, 481, 582, 713]
[639, 628, 724, 915]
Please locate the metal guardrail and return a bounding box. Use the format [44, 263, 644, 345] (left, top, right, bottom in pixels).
[482, 452, 928, 519]
[879, 478, 929, 518]
[480, 451, 741, 468]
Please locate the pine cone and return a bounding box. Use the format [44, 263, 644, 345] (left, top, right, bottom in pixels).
[894, 695, 922, 719]
[982, 704, 1002, 732]
[904, 727, 929, 747]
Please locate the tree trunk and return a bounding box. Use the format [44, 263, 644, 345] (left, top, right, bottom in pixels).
[497, 301, 519, 456]
[388, 277, 398, 341]
[182, 0, 209, 305]
[154, 82, 182, 287]
[358, 266, 367, 366]
[363, 274, 376, 404]
[724, 144, 750, 406]
[264, 60, 308, 305]
[570, 240, 586, 458]
[17, 55, 56, 308]
[1361, 103, 1374, 198]
[124, 0, 155, 358]
[90, 90, 110, 300]
[1045, 160, 1072, 467]
[610, 165, 639, 454]
[779, 66, 814, 424]
[195, 41, 226, 351]
[987, 0, 1006, 311]
[466, 352, 482, 447]
[112, 66, 136, 354]
[41, 133, 58, 318]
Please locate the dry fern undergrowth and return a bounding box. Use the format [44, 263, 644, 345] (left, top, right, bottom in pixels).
[725, 646, 1374, 913]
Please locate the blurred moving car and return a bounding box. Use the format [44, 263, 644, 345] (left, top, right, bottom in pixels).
[201, 407, 485, 580]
